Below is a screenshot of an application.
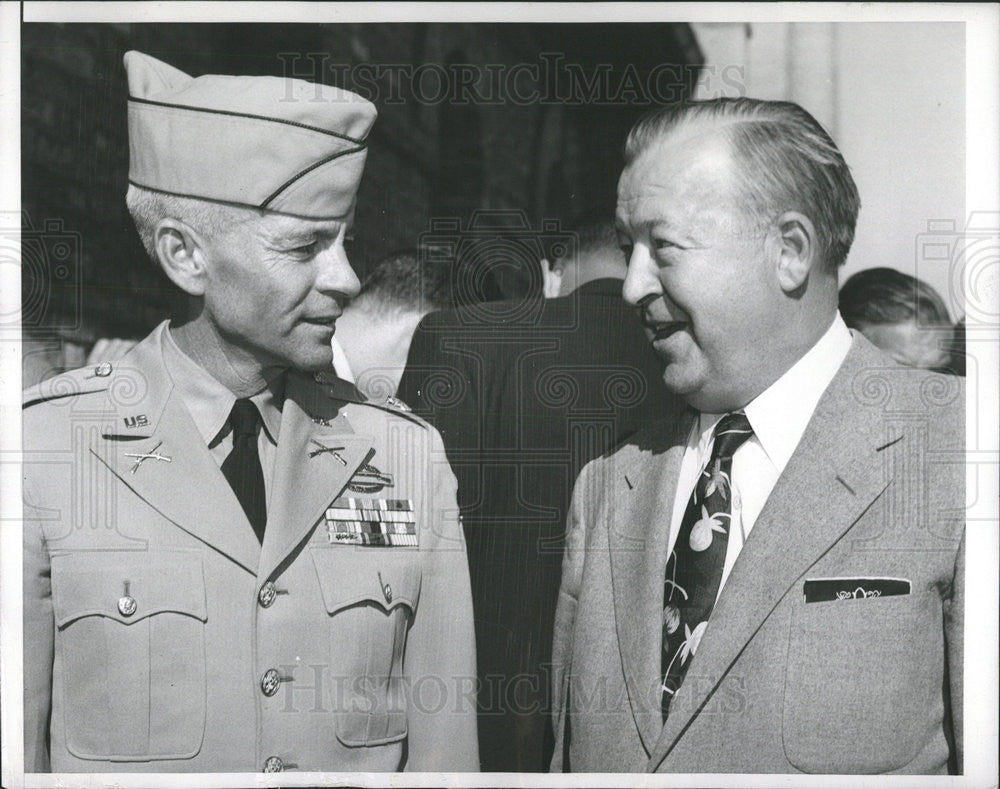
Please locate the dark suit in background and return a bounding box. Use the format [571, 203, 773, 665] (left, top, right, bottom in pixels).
[396, 277, 677, 771]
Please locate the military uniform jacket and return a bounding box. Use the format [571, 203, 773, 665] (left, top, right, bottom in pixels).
[23, 323, 479, 773]
[550, 335, 965, 775]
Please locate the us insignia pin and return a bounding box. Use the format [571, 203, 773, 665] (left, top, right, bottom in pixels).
[325, 497, 417, 546]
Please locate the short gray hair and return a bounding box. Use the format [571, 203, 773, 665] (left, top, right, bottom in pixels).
[125, 185, 262, 262]
[624, 98, 860, 271]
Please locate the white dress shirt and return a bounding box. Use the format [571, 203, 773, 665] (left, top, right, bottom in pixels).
[668, 313, 854, 597]
[330, 334, 356, 384]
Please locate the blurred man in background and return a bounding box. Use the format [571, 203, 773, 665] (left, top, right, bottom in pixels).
[331, 249, 453, 398]
[839, 267, 957, 371]
[397, 216, 677, 772]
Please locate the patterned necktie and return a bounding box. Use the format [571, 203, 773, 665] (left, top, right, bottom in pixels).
[221, 398, 267, 543]
[661, 411, 754, 718]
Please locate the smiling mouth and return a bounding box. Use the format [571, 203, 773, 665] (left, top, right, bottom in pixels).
[648, 321, 687, 341]
[304, 315, 340, 327]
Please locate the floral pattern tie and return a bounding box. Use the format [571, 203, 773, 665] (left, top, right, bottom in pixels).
[661, 411, 754, 718]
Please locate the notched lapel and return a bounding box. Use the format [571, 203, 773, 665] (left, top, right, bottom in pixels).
[648, 342, 895, 770]
[608, 414, 694, 755]
[95, 388, 261, 575]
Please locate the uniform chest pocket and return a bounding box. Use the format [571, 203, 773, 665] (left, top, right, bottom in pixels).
[309, 546, 421, 747]
[50, 551, 207, 762]
[782, 590, 942, 773]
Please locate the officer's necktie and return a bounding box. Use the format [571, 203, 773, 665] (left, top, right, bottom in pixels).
[661, 411, 754, 718]
[221, 398, 267, 543]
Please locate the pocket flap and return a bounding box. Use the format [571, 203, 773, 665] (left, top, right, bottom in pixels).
[309, 545, 420, 615]
[51, 551, 207, 627]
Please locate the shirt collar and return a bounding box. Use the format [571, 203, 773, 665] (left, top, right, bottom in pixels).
[330, 334, 356, 384]
[161, 325, 283, 448]
[697, 312, 852, 474]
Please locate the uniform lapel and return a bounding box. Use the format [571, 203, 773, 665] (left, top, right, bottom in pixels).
[91, 324, 261, 574]
[608, 411, 695, 755]
[257, 374, 373, 582]
[648, 339, 895, 769]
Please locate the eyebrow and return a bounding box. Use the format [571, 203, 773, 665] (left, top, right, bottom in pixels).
[272, 223, 343, 243]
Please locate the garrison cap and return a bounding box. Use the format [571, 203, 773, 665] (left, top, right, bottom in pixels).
[124, 50, 377, 219]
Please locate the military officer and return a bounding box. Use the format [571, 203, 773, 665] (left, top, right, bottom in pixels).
[23, 51, 478, 774]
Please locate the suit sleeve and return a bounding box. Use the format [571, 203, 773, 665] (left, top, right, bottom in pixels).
[22, 470, 54, 772]
[403, 427, 479, 771]
[549, 462, 590, 772]
[944, 528, 964, 773]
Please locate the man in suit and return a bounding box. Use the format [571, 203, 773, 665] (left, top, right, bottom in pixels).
[396, 219, 677, 771]
[551, 98, 964, 774]
[23, 50, 477, 774]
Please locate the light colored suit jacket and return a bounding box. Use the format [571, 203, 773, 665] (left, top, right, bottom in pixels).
[551, 335, 964, 774]
[23, 322, 479, 773]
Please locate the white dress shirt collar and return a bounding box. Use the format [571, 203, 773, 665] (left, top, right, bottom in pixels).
[330, 334, 356, 384]
[697, 312, 853, 476]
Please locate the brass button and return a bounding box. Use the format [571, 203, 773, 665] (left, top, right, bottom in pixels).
[260, 668, 281, 697]
[258, 581, 277, 608]
[262, 755, 283, 772]
[94, 361, 113, 377]
[117, 595, 137, 617]
[383, 583, 392, 603]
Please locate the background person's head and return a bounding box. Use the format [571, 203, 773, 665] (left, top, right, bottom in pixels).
[334, 249, 455, 398]
[839, 267, 953, 370]
[616, 97, 860, 412]
[541, 216, 627, 299]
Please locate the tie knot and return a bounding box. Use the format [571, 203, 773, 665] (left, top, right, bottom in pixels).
[229, 398, 260, 440]
[710, 411, 753, 461]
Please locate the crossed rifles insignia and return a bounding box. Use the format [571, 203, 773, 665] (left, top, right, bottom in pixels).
[124, 440, 172, 475]
[308, 440, 394, 493]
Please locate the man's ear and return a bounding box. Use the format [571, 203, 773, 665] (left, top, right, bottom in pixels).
[774, 211, 817, 293]
[153, 219, 209, 296]
[541, 258, 563, 299]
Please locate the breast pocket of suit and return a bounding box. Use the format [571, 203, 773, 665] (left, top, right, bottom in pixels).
[309, 546, 421, 747]
[782, 590, 942, 773]
[50, 550, 207, 761]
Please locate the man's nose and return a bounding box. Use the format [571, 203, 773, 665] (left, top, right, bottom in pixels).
[621, 247, 662, 308]
[315, 242, 361, 299]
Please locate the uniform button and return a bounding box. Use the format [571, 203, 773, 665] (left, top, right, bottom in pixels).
[117, 595, 137, 617]
[262, 755, 283, 772]
[258, 581, 277, 608]
[383, 583, 392, 603]
[260, 668, 281, 697]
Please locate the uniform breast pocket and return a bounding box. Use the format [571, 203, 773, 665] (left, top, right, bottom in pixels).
[782, 590, 942, 773]
[50, 551, 207, 761]
[309, 546, 421, 748]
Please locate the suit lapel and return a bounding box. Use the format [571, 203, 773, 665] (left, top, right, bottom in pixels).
[91, 325, 261, 574]
[648, 339, 896, 769]
[257, 375, 373, 582]
[608, 411, 695, 755]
